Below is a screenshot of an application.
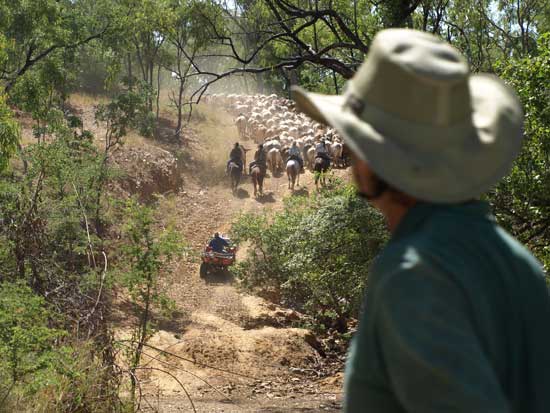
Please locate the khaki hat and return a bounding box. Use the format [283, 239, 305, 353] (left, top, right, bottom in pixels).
[292, 29, 523, 203]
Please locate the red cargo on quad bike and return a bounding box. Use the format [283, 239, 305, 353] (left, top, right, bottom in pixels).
[199, 238, 237, 278]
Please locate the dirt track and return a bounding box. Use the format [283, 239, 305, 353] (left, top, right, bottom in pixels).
[117, 105, 346, 412]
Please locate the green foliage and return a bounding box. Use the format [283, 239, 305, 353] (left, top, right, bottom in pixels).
[96, 82, 155, 139]
[119, 199, 183, 314]
[117, 198, 186, 406]
[231, 181, 388, 331]
[0, 126, 104, 289]
[0, 94, 19, 171]
[492, 33, 550, 271]
[0, 294, 118, 411]
[0, 281, 65, 405]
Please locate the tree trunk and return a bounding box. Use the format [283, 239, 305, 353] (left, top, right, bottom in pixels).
[176, 79, 184, 139]
[148, 62, 154, 112]
[332, 70, 339, 94]
[156, 64, 161, 122]
[127, 53, 133, 91]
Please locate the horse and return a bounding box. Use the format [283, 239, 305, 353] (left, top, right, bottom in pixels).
[250, 164, 266, 196]
[314, 156, 330, 189]
[286, 159, 300, 191]
[228, 161, 242, 193]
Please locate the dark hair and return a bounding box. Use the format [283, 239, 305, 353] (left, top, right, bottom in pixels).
[234, 142, 239, 147]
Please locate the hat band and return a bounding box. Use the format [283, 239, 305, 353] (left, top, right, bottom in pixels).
[345, 94, 365, 117]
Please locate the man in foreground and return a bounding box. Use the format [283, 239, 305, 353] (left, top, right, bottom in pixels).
[293, 29, 550, 412]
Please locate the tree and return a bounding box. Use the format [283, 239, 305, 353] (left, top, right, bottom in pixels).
[163, 1, 209, 137]
[0, 93, 19, 172]
[0, 281, 65, 406]
[0, 0, 109, 94]
[117, 199, 184, 408]
[491, 33, 550, 271]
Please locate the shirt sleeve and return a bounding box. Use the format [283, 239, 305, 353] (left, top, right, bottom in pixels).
[374, 252, 511, 413]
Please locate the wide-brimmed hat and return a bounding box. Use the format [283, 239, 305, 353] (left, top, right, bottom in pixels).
[292, 29, 523, 203]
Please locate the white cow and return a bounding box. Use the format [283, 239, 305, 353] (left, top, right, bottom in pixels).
[305, 146, 316, 170]
[235, 115, 247, 139]
[267, 147, 283, 175]
[330, 142, 343, 168]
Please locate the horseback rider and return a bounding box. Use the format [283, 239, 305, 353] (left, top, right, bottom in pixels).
[288, 141, 304, 172]
[208, 232, 229, 253]
[249, 143, 267, 174]
[315, 141, 331, 163]
[227, 142, 244, 174]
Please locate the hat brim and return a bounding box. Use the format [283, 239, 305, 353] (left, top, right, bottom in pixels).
[291, 74, 523, 203]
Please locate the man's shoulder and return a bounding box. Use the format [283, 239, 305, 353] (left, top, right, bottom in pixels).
[369, 236, 429, 294]
[371, 214, 545, 298]
[372, 232, 429, 273]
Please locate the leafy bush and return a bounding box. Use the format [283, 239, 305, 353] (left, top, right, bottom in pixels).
[0, 111, 122, 410]
[0, 284, 117, 410]
[0, 281, 65, 404]
[116, 199, 186, 408]
[0, 93, 19, 171]
[231, 182, 388, 332]
[493, 33, 550, 272]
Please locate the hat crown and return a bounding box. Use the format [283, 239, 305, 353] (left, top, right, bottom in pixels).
[349, 29, 472, 127]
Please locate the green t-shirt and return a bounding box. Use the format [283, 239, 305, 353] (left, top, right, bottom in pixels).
[344, 201, 550, 413]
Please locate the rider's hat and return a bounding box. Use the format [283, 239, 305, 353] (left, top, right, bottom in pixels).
[292, 29, 523, 203]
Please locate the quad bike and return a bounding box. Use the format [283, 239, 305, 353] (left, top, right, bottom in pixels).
[199, 238, 237, 278]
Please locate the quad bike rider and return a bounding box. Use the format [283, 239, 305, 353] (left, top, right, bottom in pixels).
[249, 144, 267, 174]
[208, 232, 229, 252]
[288, 141, 304, 172]
[227, 142, 244, 175]
[200, 233, 236, 278]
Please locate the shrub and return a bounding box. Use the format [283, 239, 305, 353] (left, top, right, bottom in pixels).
[493, 33, 550, 273]
[231, 181, 389, 332]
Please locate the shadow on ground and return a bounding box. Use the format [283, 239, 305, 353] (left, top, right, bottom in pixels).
[234, 187, 250, 199]
[202, 268, 235, 284]
[155, 309, 190, 336]
[291, 187, 309, 197]
[255, 192, 276, 203]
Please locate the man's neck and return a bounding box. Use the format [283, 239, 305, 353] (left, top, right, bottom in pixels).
[371, 195, 417, 233]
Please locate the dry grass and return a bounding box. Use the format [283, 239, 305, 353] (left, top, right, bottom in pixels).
[188, 104, 244, 187]
[68, 92, 109, 108]
[122, 130, 153, 150]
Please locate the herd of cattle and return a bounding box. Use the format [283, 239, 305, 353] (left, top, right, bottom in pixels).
[205, 93, 351, 174]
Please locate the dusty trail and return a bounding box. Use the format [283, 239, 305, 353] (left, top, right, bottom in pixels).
[132, 106, 344, 412]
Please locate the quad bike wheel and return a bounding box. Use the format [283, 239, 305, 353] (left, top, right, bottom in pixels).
[199, 262, 209, 278]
